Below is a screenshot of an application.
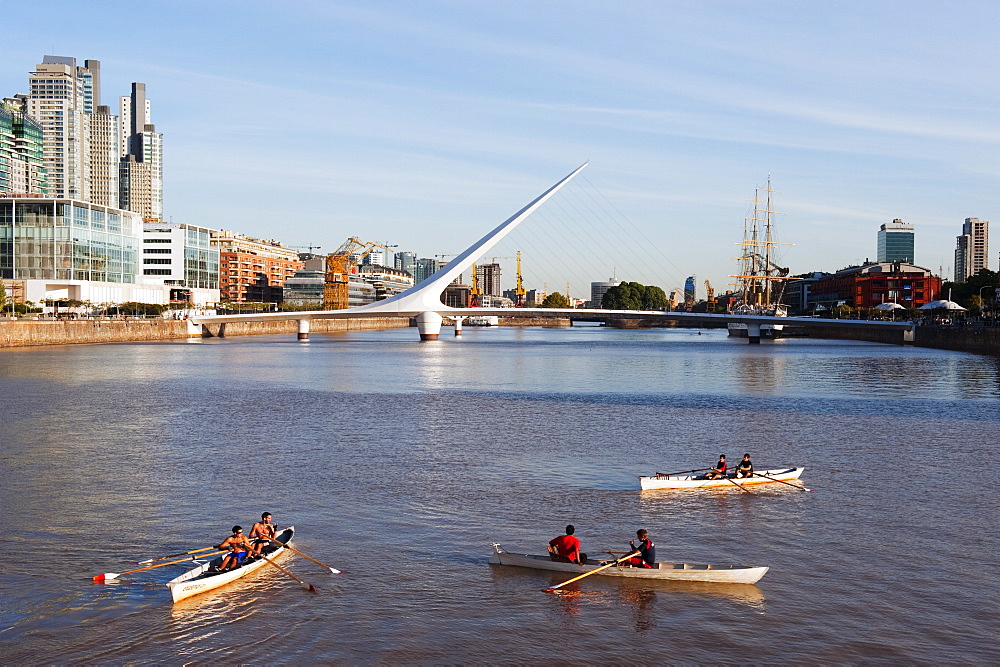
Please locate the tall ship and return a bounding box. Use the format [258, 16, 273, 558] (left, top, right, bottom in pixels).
[728, 178, 792, 338]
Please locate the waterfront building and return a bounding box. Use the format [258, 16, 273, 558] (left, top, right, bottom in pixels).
[118, 83, 162, 219]
[783, 272, 830, 314]
[394, 251, 416, 276]
[140, 221, 219, 306]
[684, 275, 697, 307]
[0, 100, 47, 195]
[358, 264, 414, 300]
[877, 219, 914, 263]
[590, 278, 621, 308]
[808, 262, 941, 311]
[24, 57, 98, 201]
[0, 197, 167, 306]
[955, 217, 989, 282]
[283, 254, 325, 306]
[477, 262, 502, 296]
[213, 230, 303, 303]
[413, 257, 440, 283]
[443, 282, 470, 308]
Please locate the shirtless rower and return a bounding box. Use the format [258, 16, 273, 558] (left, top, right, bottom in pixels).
[217, 526, 254, 570]
[248, 512, 277, 556]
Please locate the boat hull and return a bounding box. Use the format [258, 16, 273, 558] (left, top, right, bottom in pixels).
[639, 467, 803, 491]
[490, 546, 767, 584]
[166, 526, 294, 603]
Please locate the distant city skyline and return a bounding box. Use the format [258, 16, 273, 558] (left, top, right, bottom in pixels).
[2, 1, 997, 293]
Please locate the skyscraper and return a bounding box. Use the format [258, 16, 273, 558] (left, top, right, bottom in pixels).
[119, 82, 162, 218]
[955, 217, 989, 282]
[477, 262, 502, 296]
[877, 218, 914, 263]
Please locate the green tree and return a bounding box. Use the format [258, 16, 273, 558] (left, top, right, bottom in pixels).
[541, 292, 570, 308]
[601, 281, 668, 310]
[832, 304, 853, 319]
[0, 281, 7, 312]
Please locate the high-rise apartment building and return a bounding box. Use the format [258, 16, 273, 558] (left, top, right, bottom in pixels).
[213, 231, 303, 303]
[477, 262, 502, 296]
[119, 83, 162, 218]
[394, 251, 417, 277]
[955, 217, 989, 282]
[877, 218, 914, 263]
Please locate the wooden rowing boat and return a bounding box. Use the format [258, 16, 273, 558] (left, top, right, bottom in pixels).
[638, 466, 804, 491]
[489, 544, 768, 584]
[166, 526, 294, 603]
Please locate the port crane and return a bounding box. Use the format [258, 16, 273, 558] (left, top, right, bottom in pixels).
[705, 280, 716, 313]
[323, 237, 393, 310]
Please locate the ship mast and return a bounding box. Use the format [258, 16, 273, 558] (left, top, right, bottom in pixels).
[730, 177, 792, 313]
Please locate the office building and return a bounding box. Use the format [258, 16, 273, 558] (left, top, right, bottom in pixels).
[955, 217, 989, 282]
[140, 221, 219, 305]
[809, 262, 941, 310]
[591, 278, 621, 308]
[0, 100, 47, 195]
[877, 219, 914, 263]
[394, 251, 416, 276]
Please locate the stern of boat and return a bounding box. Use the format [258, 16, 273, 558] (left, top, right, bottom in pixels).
[488, 543, 504, 565]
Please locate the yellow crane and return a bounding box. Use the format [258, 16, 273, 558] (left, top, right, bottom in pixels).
[323, 237, 393, 310]
[705, 279, 716, 313]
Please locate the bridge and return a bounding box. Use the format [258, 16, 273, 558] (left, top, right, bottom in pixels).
[188, 163, 914, 344]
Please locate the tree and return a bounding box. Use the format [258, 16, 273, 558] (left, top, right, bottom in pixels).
[601, 281, 668, 310]
[832, 304, 853, 319]
[0, 281, 7, 313]
[541, 292, 570, 308]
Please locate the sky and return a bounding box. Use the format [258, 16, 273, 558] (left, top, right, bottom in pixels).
[3, 0, 997, 297]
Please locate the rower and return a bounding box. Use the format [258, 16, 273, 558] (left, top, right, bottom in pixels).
[706, 454, 727, 479]
[548, 524, 587, 566]
[735, 453, 754, 478]
[626, 529, 656, 569]
[217, 526, 253, 570]
[248, 512, 277, 556]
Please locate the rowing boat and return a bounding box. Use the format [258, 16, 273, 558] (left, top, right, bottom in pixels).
[166, 526, 294, 603]
[489, 544, 768, 584]
[638, 466, 804, 491]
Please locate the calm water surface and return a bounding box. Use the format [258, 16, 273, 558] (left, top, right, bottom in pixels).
[1, 326, 997, 663]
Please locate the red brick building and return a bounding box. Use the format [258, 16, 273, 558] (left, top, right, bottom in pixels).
[810, 262, 942, 310]
[213, 231, 303, 304]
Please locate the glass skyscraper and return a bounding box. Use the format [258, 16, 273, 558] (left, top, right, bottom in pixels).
[877, 219, 914, 263]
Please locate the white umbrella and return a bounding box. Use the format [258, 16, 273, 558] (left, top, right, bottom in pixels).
[874, 303, 905, 310]
[918, 299, 966, 311]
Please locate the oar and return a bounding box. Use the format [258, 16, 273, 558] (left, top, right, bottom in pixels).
[755, 471, 814, 492]
[133, 546, 217, 565]
[543, 551, 640, 593]
[258, 553, 317, 592]
[94, 551, 225, 582]
[725, 476, 754, 494]
[269, 538, 341, 574]
[655, 467, 711, 478]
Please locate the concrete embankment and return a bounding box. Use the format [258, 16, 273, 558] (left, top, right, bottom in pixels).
[787, 323, 1000, 356]
[0, 317, 410, 348]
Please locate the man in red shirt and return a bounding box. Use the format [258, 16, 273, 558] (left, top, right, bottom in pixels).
[548, 524, 587, 565]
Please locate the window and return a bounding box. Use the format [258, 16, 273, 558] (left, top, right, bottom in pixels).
[143, 258, 171, 265]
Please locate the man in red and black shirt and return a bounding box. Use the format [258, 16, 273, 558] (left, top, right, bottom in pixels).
[548, 524, 587, 565]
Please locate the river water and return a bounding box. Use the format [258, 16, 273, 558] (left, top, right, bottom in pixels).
[0, 326, 997, 663]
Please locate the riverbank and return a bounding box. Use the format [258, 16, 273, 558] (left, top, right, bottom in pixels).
[0, 317, 410, 348]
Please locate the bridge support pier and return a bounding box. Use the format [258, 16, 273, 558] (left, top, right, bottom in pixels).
[297, 319, 310, 340]
[417, 311, 443, 341]
[746, 323, 762, 344]
[186, 318, 202, 337]
[453, 316, 464, 336]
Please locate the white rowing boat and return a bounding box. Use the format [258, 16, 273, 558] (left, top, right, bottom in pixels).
[638, 466, 804, 491]
[166, 526, 294, 603]
[489, 544, 768, 584]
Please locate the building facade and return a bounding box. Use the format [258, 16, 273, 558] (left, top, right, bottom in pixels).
[357, 264, 414, 300]
[590, 278, 621, 308]
[213, 230, 303, 303]
[0, 101, 47, 195]
[808, 262, 941, 311]
[955, 217, 989, 282]
[141, 221, 219, 305]
[877, 219, 914, 263]
[118, 83, 162, 219]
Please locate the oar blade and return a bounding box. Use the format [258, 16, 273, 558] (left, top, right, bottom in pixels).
[328, 567, 342, 574]
[93, 572, 118, 582]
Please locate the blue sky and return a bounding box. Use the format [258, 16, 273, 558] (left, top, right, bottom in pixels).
[3, 0, 997, 296]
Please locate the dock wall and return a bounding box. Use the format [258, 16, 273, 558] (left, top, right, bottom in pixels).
[0, 317, 410, 348]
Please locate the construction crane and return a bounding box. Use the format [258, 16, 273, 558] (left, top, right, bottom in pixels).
[291, 244, 323, 253]
[705, 280, 716, 313]
[323, 237, 393, 310]
[469, 262, 481, 307]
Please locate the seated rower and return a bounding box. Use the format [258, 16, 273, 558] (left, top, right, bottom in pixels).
[548, 524, 587, 566]
[735, 453, 754, 478]
[248, 512, 277, 556]
[217, 525, 253, 570]
[626, 529, 656, 569]
[706, 454, 727, 479]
